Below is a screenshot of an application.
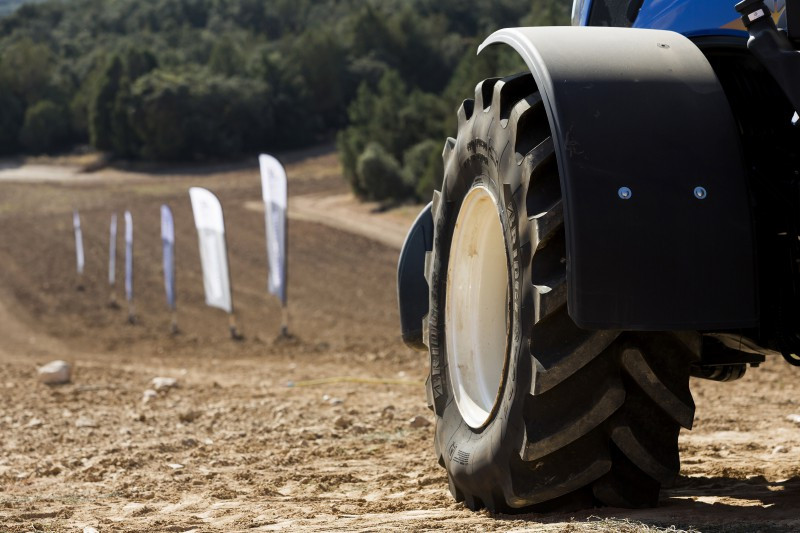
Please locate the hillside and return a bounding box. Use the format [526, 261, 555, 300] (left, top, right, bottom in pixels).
[0, 0, 571, 201]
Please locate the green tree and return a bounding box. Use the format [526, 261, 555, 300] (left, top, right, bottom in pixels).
[88, 47, 157, 155]
[288, 29, 351, 128]
[0, 37, 54, 103]
[208, 37, 246, 77]
[19, 100, 71, 153]
[0, 86, 23, 154]
[522, 0, 572, 26]
[128, 67, 272, 160]
[88, 56, 127, 152]
[254, 47, 318, 148]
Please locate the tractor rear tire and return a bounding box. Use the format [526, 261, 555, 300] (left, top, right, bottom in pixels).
[423, 73, 699, 511]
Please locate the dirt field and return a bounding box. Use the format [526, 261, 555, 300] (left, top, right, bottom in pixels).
[1, 150, 800, 532]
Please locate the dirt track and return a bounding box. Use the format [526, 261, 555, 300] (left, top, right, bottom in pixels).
[1, 151, 800, 532]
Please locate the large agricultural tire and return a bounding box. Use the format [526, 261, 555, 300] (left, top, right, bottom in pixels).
[423, 72, 699, 512]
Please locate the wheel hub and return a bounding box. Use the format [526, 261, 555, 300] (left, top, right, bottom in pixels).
[445, 185, 510, 429]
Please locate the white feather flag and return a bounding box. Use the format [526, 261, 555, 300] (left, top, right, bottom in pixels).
[109, 213, 117, 286]
[161, 205, 176, 310]
[73, 210, 84, 275]
[258, 154, 288, 305]
[189, 187, 232, 313]
[124, 210, 133, 302]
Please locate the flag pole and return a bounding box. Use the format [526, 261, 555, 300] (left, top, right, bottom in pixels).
[108, 213, 119, 308]
[280, 307, 289, 338]
[223, 208, 242, 341]
[228, 313, 242, 340]
[280, 209, 289, 338]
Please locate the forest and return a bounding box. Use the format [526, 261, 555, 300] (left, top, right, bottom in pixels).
[0, 0, 571, 200]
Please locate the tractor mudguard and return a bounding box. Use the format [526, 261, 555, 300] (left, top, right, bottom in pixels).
[479, 27, 757, 330]
[397, 202, 433, 350]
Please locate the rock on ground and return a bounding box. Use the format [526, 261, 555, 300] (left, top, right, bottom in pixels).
[142, 389, 158, 404]
[151, 377, 178, 391]
[37, 360, 71, 385]
[408, 415, 431, 428]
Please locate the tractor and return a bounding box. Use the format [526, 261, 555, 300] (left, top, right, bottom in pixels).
[397, 0, 800, 510]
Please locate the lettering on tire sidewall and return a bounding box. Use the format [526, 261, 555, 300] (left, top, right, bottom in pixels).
[500, 183, 522, 425]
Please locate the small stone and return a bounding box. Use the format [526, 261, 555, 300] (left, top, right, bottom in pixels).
[151, 377, 178, 391]
[168, 463, 184, 470]
[178, 410, 202, 423]
[75, 416, 97, 428]
[328, 397, 343, 406]
[83, 527, 99, 533]
[37, 360, 71, 385]
[322, 394, 330, 402]
[334, 416, 352, 430]
[350, 424, 370, 435]
[26, 418, 43, 428]
[382, 406, 395, 420]
[786, 414, 800, 425]
[142, 389, 157, 404]
[408, 415, 432, 429]
[773, 445, 789, 454]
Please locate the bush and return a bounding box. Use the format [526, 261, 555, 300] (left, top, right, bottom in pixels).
[356, 142, 409, 202]
[339, 70, 447, 201]
[19, 100, 71, 153]
[403, 139, 443, 201]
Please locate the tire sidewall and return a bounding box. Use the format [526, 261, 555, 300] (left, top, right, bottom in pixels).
[429, 126, 533, 502]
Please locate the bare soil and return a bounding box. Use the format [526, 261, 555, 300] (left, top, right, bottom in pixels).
[1, 151, 800, 532]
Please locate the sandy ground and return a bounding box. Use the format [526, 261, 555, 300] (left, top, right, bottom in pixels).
[1, 151, 800, 532]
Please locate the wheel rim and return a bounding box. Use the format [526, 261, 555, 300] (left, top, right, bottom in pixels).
[446, 185, 510, 429]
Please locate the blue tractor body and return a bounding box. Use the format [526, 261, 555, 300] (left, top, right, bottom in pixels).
[633, 0, 751, 35]
[575, 0, 784, 37]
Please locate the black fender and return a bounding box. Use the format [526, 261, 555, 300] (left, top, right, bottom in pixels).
[397, 202, 433, 350]
[479, 27, 758, 330]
